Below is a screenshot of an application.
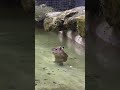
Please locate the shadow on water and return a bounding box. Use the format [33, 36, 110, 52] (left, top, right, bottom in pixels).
[35, 27, 85, 90]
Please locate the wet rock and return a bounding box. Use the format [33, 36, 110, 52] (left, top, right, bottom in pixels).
[44, 6, 85, 33]
[44, 12, 62, 31]
[63, 8, 85, 32]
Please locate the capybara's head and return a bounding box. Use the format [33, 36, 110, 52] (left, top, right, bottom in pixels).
[51, 46, 64, 55]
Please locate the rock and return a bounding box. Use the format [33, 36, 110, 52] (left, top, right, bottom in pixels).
[44, 12, 62, 31]
[100, 0, 120, 39]
[44, 6, 85, 32]
[63, 13, 77, 31]
[57, 7, 85, 20]
[35, 4, 55, 22]
[63, 7, 85, 31]
[76, 15, 85, 37]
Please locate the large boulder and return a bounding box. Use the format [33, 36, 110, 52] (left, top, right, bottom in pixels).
[77, 15, 85, 37]
[35, 4, 55, 22]
[44, 6, 85, 37]
[57, 7, 85, 31]
[44, 12, 62, 31]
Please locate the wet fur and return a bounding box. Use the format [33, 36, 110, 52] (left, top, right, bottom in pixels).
[52, 46, 68, 65]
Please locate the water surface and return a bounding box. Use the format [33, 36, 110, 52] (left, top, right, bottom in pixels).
[35, 28, 85, 90]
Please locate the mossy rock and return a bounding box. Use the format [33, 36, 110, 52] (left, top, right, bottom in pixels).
[44, 12, 64, 31]
[44, 17, 60, 31]
[43, 7, 85, 33]
[44, 17, 53, 31]
[77, 16, 85, 37]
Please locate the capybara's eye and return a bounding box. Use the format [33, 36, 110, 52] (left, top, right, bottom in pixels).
[55, 49, 57, 50]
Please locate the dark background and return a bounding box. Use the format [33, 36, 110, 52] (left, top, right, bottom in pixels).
[0, 0, 35, 90]
[0, 0, 22, 7]
[86, 0, 120, 90]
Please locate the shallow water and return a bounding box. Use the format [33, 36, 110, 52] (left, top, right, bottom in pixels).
[35, 27, 85, 90]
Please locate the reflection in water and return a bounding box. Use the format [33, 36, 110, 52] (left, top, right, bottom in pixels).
[58, 30, 85, 55]
[58, 31, 64, 43]
[66, 30, 73, 39]
[75, 35, 82, 44]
